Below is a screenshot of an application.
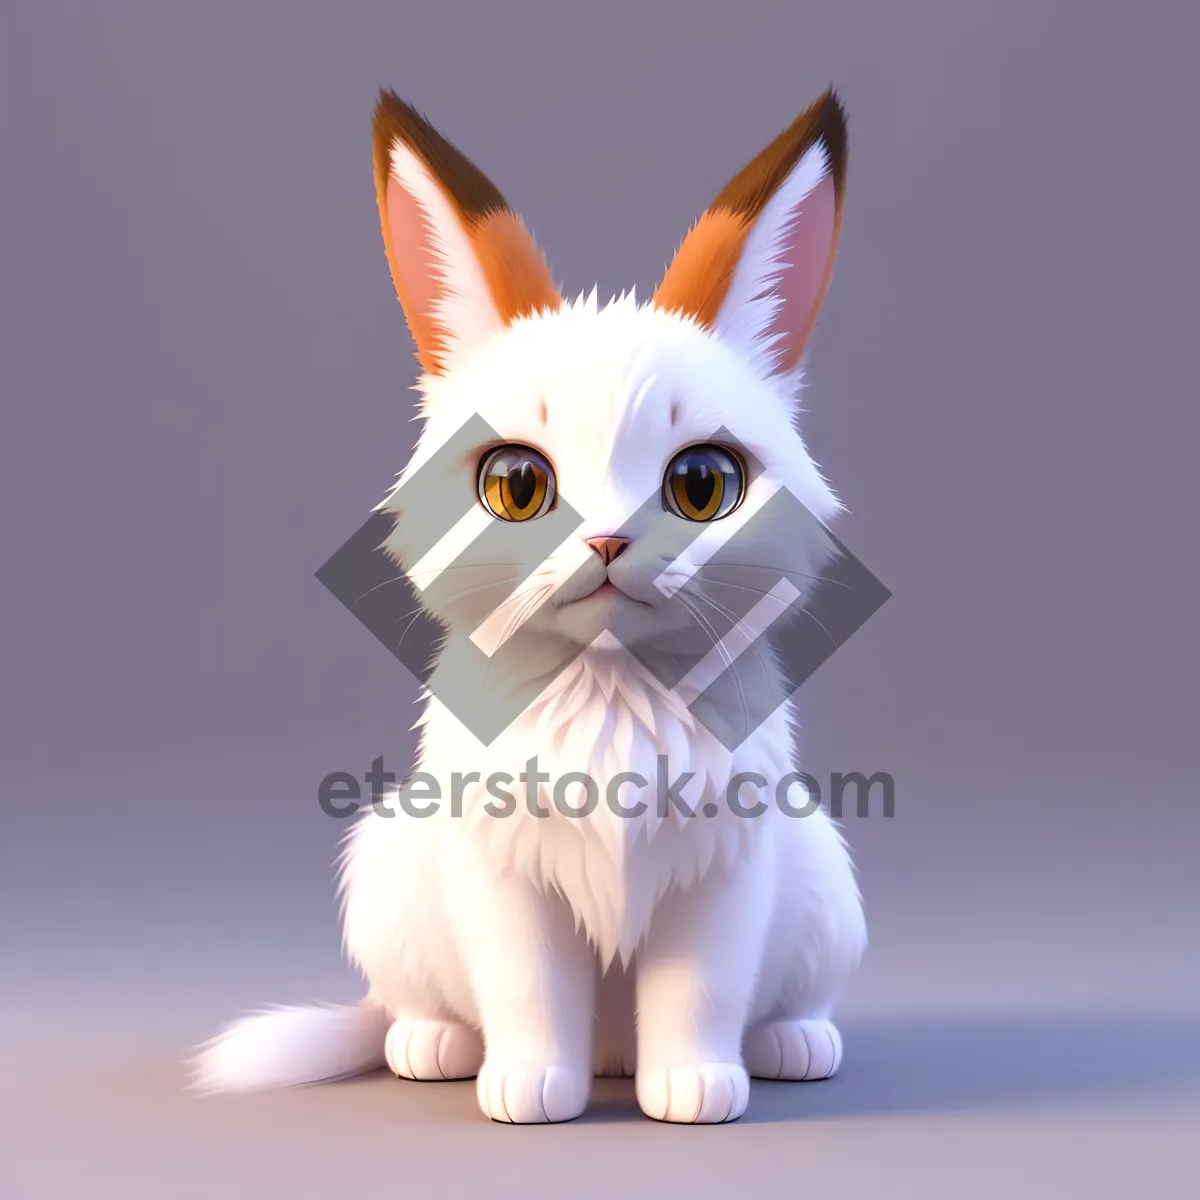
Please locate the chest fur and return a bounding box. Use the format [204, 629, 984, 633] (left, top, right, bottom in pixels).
[416, 656, 795, 965]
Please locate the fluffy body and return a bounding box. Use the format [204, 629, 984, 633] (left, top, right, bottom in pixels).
[194, 297, 866, 1122]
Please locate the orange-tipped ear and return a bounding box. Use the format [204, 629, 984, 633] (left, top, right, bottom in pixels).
[372, 91, 563, 375]
[654, 90, 847, 377]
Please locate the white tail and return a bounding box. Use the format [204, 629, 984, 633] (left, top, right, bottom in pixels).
[189, 999, 391, 1093]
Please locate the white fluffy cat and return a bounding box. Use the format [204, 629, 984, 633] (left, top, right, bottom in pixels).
[193, 88, 867, 1124]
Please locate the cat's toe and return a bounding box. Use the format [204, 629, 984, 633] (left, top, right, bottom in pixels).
[385, 1018, 483, 1081]
[476, 1062, 590, 1123]
[636, 1063, 750, 1123]
[744, 1018, 842, 1080]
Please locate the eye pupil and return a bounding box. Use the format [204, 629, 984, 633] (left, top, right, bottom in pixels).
[684, 464, 715, 513]
[508, 462, 537, 512]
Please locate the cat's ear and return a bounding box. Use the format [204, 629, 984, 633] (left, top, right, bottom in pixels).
[653, 89, 847, 379]
[372, 91, 563, 375]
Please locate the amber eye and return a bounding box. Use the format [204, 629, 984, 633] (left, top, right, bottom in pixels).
[477, 445, 557, 522]
[663, 444, 745, 522]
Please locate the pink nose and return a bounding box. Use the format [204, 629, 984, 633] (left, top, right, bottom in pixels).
[586, 536, 631, 566]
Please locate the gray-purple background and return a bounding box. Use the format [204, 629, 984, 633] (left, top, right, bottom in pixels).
[3, 1, 1198, 1196]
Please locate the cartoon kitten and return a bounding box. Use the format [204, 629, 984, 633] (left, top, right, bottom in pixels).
[193, 87, 867, 1124]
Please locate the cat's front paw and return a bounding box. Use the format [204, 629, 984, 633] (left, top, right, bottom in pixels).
[636, 1063, 750, 1124]
[385, 1018, 483, 1081]
[476, 1061, 590, 1123]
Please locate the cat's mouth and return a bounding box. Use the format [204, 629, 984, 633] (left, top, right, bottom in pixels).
[560, 579, 653, 609]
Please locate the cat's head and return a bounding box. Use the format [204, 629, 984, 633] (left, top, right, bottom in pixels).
[373, 91, 847, 663]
